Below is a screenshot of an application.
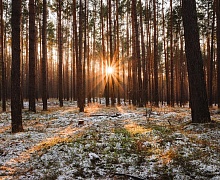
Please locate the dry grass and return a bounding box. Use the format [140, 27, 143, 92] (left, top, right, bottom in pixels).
[124, 122, 152, 135]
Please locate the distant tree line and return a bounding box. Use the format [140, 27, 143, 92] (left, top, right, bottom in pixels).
[1, 0, 219, 132]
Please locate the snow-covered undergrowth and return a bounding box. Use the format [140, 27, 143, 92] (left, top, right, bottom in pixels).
[0, 100, 220, 179]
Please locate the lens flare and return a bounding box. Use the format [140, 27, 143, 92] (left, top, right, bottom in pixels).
[106, 66, 114, 75]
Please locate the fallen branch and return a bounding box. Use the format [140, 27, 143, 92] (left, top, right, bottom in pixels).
[113, 172, 145, 180]
[90, 113, 121, 118]
[110, 113, 121, 117]
[90, 114, 108, 117]
[167, 119, 172, 125]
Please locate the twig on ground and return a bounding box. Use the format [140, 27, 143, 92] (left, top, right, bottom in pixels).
[90, 113, 121, 118]
[113, 173, 145, 180]
[168, 119, 172, 125]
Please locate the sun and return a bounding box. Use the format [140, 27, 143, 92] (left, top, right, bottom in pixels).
[106, 66, 114, 75]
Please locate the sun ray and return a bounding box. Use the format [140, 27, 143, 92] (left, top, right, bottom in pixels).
[86, 49, 127, 103]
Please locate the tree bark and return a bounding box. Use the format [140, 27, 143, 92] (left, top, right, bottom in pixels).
[58, 0, 63, 107]
[72, 0, 77, 101]
[11, 0, 23, 133]
[131, 0, 138, 106]
[42, 0, 47, 110]
[100, 0, 105, 105]
[217, 0, 220, 108]
[209, 0, 215, 106]
[116, 0, 120, 106]
[182, 0, 211, 123]
[0, 0, 6, 111]
[29, 0, 36, 112]
[77, 0, 84, 112]
[153, 0, 159, 107]
[109, 0, 115, 106]
[140, 0, 147, 106]
[170, 0, 174, 107]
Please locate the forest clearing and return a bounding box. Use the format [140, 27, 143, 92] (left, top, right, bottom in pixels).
[0, 100, 220, 179]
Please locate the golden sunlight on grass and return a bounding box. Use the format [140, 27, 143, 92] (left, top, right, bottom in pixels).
[7, 137, 69, 164]
[58, 107, 80, 114]
[1, 125, 87, 176]
[0, 136, 71, 178]
[0, 126, 10, 133]
[116, 105, 125, 113]
[160, 148, 177, 165]
[0, 166, 16, 176]
[124, 122, 152, 135]
[84, 103, 101, 115]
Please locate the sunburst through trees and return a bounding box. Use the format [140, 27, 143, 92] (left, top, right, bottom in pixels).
[86, 51, 124, 107]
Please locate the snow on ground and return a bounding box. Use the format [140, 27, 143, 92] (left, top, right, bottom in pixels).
[0, 100, 220, 180]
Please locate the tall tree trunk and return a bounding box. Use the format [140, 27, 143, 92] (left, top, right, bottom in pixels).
[83, 0, 87, 104]
[11, 0, 23, 133]
[102, 6, 109, 106]
[20, 24, 25, 108]
[209, 0, 216, 106]
[38, 14, 42, 100]
[0, 0, 1, 103]
[29, 0, 36, 112]
[162, 0, 169, 105]
[92, 3, 96, 102]
[116, 0, 120, 105]
[77, 0, 84, 112]
[146, 7, 152, 103]
[153, 0, 159, 106]
[72, 0, 77, 101]
[217, 0, 220, 108]
[136, 1, 142, 107]
[180, 36, 185, 106]
[100, 0, 105, 104]
[35, 24, 39, 100]
[58, 0, 63, 107]
[0, 0, 6, 111]
[109, 0, 115, 106]
[87, 8, 91, 103]
[131, 0, 138, 106]
[206, 1, 211, 107]
[182, 0, 211, 123]
[42, 0, 47, 110]
[105, 1, 110, 106]
[145, 1, 151, 104]
[126, 3, 131, 104]
[140, 0, 147, 106]
[65, 40, 70, 101]
[170, 0, 174, 107]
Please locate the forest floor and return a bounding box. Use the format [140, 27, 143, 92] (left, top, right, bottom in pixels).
[0, 100, 220, 180]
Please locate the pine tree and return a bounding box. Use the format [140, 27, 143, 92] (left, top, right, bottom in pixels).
[11, 0, 23, 133]
[182, 0, 211, 123]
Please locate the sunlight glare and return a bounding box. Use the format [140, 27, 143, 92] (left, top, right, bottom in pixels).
[106, 66, 114, 75]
